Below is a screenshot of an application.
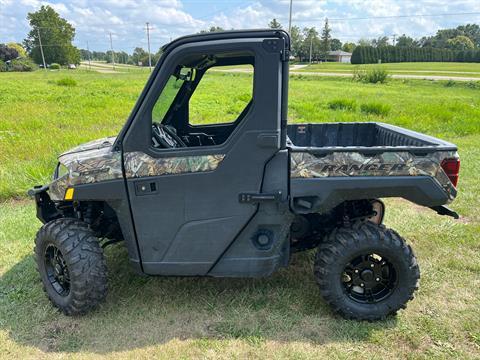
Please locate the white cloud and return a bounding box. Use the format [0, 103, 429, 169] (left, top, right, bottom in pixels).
[1, 0, 479, 52]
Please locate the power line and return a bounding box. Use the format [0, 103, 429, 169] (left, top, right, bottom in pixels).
[327, 11, 480, 22]
[36, 28, 47, 70]
[86, 40, 91, 70]
[288, 0, 293, 34]
[145, 22, 152, 72]
[109, 32, 115, 71]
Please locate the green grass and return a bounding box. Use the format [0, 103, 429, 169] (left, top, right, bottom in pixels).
[327, 98, 357, 111]
[297, 62, 480, 79]
[0, 68, 479, 358]
[300, 61, 480, 73]
[1, 70, 480, 199]
[54, 77, 78, 87]
[360, 102, 391, 116]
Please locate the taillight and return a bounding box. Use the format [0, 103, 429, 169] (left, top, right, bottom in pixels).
[441, 158, 460, 187]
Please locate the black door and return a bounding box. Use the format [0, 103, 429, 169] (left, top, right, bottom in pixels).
[121, 37, 284, 275]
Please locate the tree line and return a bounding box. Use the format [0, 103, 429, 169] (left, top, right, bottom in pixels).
[80, 47, 163, 66]
[7, 4, 480, 69]
[351, 46, 480, 64]
[77, 20, 480, 66]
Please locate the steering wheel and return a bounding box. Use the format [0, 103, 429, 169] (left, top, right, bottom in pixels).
[152, 123, 187, 148]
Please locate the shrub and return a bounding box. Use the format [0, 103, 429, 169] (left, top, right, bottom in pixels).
[0, 44, 19, 62]
[365, 67, 389, 83]
[444, 80, 456, 87]
[352, 66, 365, 82]
[328, 98, 357, 111]
[465, 81, 479, 90]
[360, 102, 391, 116]
[49, 63, 61, 70]
[10, 58, 35, 72]
[56, 77, 77, 87]
[353, 66, 389, 84]
[0, 60, 6, 72]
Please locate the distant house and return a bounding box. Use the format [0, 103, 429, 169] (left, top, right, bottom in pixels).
[328, 50, 352, 63]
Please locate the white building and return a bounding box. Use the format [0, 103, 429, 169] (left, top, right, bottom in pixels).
[328, 50, 352, 63]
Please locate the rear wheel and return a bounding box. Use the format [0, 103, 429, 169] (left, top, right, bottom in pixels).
[35, 218, 108, 315]
[314, 221, 419, 320]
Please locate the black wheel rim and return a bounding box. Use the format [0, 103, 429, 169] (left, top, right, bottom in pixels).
[341, 253, 397, 304]
[44, 244, 70, 296]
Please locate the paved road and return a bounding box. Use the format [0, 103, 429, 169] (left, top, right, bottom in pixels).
[82, 62, 480, 81]
[291, 71, 480, 82]
[221, 66, 480, 82]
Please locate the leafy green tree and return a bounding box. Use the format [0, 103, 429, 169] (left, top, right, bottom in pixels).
[351, 46, 363, 64]
[372, 36, 389, 47]
[152, 49, 163, 65]
[80, 49, 91, 61]
[199, 26, 225, 34]
[7, 43, 26, 57]
[131, 47, 149, 66]
[342, 42, 356, 53]
[358, 38, 373, 47]
[456, 24, 480, 47]
[319, 18, 332, 61]
[289, 25, 303, 59]
[268, 18, 282, 29]
[24, 5, 80, 65]
[300, 27, 320, 62]
[330, 38, 342, 51]
[446, 35, 475, 50]
[92, 51, 106, 61]
[116, 51, 129, 64]
[396, 35, 416, 47]
[0, 44, 19, 61]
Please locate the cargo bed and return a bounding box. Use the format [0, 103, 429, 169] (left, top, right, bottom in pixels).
[287, 122, 459, 214]
[287, 122, 457, 154]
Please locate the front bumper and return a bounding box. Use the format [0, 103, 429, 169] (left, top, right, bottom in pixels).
[28, 185, 60, 224]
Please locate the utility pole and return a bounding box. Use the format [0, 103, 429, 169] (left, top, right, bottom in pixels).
[309, 36, 313, 64]
[86, 40, 91, 70]
[37, 28, 47, 71]
[392, 34, 397, 46]
[109, 32, 115, 71]
[146, 22, 152, 72]
[288, 0, 293, 34]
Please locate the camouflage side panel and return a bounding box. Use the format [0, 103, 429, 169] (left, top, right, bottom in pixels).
[124, 151, 225, 178]
[50, 146, 122, 201]
[291, 150, 458, 201]
[60, 137, 116, 156]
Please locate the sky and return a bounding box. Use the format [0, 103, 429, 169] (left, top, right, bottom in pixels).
[1, 0, 479, 53]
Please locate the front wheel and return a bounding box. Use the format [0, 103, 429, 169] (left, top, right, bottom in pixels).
[34, 218, 108, 315]
[314, 222, 419, 321]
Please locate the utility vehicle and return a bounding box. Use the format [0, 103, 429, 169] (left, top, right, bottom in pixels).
[30, 30, 460, 320]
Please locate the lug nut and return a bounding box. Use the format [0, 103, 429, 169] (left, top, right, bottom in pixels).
[376, 277, 380, 282]
[354, 269, 359, 273]
[370, 264, 375, 268]
[360, 283, 364, 287]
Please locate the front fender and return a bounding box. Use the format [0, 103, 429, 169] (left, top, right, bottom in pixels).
[28, 186, 60, 224]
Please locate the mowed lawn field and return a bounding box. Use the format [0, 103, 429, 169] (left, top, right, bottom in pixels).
[0, 68, 479, 359]
[298, 62, 480, 78]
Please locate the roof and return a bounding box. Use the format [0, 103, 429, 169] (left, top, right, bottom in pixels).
[328, 50, 352, 56]
[162, 29, 290, 52]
